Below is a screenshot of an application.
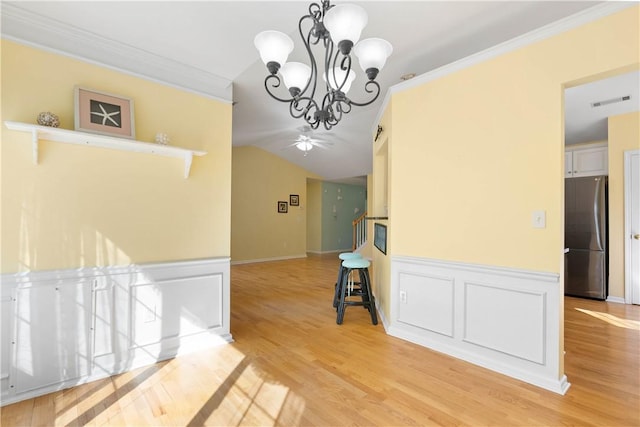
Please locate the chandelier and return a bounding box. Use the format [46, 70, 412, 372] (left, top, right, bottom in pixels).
[254, 1, 393, 130]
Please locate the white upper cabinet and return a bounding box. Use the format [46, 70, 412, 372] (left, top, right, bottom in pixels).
[565, 144, 608, 178]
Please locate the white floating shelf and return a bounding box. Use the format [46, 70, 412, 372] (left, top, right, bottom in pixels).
[4, 121, 207, 178]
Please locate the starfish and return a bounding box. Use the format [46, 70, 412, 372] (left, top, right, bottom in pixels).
[91, 104, 121, 126]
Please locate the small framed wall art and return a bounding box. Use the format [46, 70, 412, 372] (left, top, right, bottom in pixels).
[74, 86, 135, 139]
[278, 201, 288, 213]
[289, 194, 299, 206]
[374, 223, 387, 255]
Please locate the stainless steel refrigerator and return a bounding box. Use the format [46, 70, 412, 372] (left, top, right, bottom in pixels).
[564, 176, 608, 300]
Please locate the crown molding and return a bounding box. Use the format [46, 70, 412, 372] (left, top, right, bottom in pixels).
[0, 3, 233, 103]
[372, 1, 637, 135]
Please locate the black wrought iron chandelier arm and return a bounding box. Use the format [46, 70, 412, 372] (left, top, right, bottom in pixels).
[289, 98, 308, 119]
[323, 108, 340, 130]
[346, 80, 381, 107]
[329, 53, 354, 94]
[320, 91, 343, 130]
[263, 75, 296, 103]
[308, 1, 323, 23]
[289, 95, 322, 129]
[337, 99, 352, 114]
[299, 21, 319, 99]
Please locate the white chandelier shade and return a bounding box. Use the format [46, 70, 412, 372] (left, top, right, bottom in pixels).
[323, 4, 368, 50]
[354, 38, 394, 75]
[280, 62, 312, 91]
[254, 30, 294, 69]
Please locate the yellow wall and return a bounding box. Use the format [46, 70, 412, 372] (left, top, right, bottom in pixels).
[608, 112, 640, 298]
[1, 40, 232, 272]
[231, 146, 319, 262]
[357, 174, 374, 260]
[306, 179, 322, 253]
[372, 105, 392, 320]
[390, 6, 639, 274]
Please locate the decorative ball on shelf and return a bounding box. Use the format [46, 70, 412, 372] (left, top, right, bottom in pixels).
[36, 111, 60, 127]
[155, 132, 170, 145]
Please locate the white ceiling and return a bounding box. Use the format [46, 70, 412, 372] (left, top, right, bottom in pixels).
[3, 1, 637, 184]
[564, 70, 639, 145]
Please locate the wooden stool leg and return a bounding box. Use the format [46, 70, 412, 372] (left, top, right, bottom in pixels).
[336, 267, 349, 325]
[358, 268, 371, 310]
[333, 264, 345, 309]
[362, 268, 378, 325]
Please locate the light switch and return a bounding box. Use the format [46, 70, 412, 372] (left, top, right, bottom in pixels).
[532, 210, 546, 228]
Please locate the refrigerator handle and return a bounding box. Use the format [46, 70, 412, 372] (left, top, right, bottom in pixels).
[593, 177, 604, 251]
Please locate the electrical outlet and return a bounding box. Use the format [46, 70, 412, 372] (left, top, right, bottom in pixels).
[400, 290, 407, 303]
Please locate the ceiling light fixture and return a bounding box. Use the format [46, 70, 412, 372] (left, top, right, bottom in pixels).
[295, 135, 315, 156]
[296, 140, 314, 151]
[254, 1, 393, 130]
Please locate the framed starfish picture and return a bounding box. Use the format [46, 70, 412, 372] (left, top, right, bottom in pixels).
[74, 86, 135, 139]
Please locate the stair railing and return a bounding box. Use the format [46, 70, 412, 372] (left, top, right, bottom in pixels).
[352, 211, 367, 250]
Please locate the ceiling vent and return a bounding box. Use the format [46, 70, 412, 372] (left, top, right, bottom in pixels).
[591, 95, 631, 108]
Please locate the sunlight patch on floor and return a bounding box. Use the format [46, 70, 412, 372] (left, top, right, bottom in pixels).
[202, 356, 306, 426]
[575, 308, 640, 330]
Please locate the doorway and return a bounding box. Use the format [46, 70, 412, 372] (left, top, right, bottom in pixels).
[564, 70, 640, 302]
[624, 149, 640, 304]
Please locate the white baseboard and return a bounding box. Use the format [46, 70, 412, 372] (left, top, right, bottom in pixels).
[0, 332, 233, 408]
[389, 255, 568, 395]
[306, 248, 354, 255]
[231, 254, 307, 265]
[605, 295, 626, 304]
[376, 300, 391, 332]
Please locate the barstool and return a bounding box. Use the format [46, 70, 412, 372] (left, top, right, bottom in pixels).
[336, 258, 378, 325]
[333, 252, 362, 309]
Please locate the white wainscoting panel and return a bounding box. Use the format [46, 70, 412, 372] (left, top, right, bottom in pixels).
[14, 280, 92, 394]
[398, 272, 454, 337]
[389, 256, 568, 395]
[0, 257, 232, 406]
[463, 282, 545, 364]
[1, 295, 13, 396]
[92, 280, 115, 358]
[129, 275, 223, 359]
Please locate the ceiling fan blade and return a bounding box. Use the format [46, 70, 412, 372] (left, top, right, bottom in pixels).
[296, 124, 313, 133]
[282, 141, 304, 149]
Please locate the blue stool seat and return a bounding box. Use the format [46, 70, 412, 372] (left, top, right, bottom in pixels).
[333, 253, 362, 308]
[336, 258, 378, 325]
[342, 258, 370, 269]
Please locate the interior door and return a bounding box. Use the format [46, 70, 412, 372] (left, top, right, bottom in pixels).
[625, 150, 640, 304]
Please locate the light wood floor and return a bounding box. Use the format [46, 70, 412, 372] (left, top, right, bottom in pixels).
[2, 254, 639, 426]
